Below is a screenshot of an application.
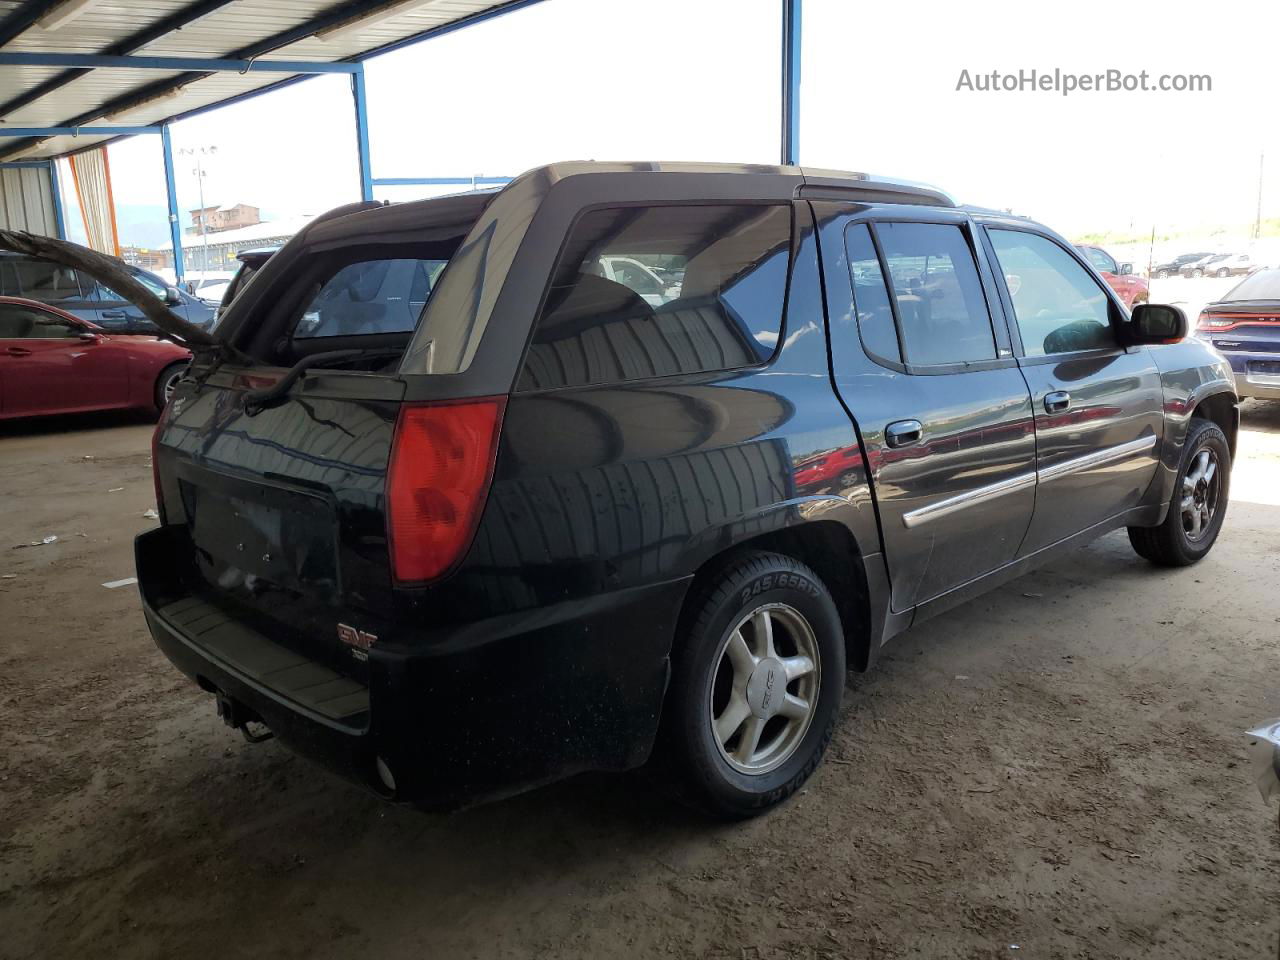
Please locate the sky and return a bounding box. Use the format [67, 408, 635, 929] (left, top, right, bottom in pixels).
[98, 0, 1280, 249]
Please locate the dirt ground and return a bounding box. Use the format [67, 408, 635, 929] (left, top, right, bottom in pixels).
[2, 403, 1278, 960]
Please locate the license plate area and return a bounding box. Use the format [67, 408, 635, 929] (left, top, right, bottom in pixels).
[178, 468, 340, 597]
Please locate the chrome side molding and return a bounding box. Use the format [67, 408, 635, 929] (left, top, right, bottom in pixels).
[902, 433, 1159, 529]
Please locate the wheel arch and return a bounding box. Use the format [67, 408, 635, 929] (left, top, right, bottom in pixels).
[673, 518, 875, 675]
[1190, 389, 1239, 460]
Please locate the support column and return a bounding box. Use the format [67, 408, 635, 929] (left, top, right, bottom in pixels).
[47, 158, 66, 239]
[781, 0, 802, 166]
[160, 124, 185, 283]
[352, 65, 374, 202]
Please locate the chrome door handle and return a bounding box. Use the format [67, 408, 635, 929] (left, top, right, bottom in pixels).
[885, 419, 923, 448]
[4, 346, 32, 357]
[1044, 391, 1071, 413]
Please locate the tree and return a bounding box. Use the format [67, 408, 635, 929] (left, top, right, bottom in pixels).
[0, 230, 246, 361]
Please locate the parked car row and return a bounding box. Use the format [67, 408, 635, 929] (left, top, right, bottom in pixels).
[1150, 251, 1272, 279]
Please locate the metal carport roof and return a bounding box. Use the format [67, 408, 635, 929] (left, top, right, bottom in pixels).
[0, 0, 550, 161]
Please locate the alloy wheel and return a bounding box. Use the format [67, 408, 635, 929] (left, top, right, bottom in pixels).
[1181, 448, 1220, 542]
[709, 603, 821, 775]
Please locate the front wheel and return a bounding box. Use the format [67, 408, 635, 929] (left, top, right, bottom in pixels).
[1128, 419, 1230, 566]
[661, 552, 845, 818]
[1216, 267, 1230, 278]
[1192, 268, 1204, 278]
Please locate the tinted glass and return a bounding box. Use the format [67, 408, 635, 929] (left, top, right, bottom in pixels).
[843, 223, 900, 363]
[8, 259, 83, 304]
[875, 222, 996, 365]
[294, 258, 446, 338]
[1224, 269, 1280, 301]
[0, 303, 78, 338]
[1081, 246, 1118, 273]
[520, 204, 791, 390]
[989, 230, 1115, 356]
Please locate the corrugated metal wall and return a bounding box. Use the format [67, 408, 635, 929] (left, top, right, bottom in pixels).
[0, 165, 57, 236]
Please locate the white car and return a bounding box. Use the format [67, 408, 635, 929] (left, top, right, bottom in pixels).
[597, 255, 680, 306]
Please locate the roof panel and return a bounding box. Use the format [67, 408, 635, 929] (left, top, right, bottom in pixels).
[0, 0, 530, 159]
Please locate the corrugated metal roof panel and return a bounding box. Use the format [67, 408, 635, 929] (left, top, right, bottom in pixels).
[0, 0, 528, 159]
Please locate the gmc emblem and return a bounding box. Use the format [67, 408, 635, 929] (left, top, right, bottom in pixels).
[337, 623, 378, 660]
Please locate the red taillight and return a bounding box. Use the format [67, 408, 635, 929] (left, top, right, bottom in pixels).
[386, 398, 506, 584]
[1197, 312, 1279, 333]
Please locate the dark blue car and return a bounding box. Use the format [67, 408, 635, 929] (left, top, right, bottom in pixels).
[0, 252, 217, 332]
[1198, 269, 1280, 400]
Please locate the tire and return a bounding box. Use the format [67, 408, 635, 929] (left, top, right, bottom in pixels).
[1128, 419, 1230, 566]
[1216, 268, 1230, 278]
[1156, 270, 1169, 279]
[660, 551, 845, 818]
[154, 361, 188, 412]
[1192, 268, 1204, 278]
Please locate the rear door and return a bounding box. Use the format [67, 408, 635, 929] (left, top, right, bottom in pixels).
[983, 226, 1163, 554]
[815, 203, 1037, 611]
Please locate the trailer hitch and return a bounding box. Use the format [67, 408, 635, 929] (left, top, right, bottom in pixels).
[215, 690, 275, 744]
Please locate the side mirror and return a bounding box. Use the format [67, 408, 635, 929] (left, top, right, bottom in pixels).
[1131, 303, 1187, 344]
[78, 331, 100, 342]
[164, 286, 183, 306]
[1119, 263, 1134, 276]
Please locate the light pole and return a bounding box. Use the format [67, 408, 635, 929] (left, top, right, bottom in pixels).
[178, 145, 217, 280]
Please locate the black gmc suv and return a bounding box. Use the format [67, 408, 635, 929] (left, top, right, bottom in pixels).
[138, 162, 1237, 818]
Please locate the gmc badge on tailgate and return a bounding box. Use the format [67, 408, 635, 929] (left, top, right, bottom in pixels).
[337, 623, 378, 661]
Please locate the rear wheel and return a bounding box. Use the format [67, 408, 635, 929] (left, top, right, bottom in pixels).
[154, 361, 187, 412]
[1128, 419, 1230, 566]
[1192, 268, 1204, 278]
[1216, 267, 1230, 278]
[661, 552, 845, 818]
[1156, 269, 1170, 279]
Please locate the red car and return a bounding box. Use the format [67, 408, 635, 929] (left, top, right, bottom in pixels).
[0, 297, 190, 420]
[1075, 244, 1149, 309]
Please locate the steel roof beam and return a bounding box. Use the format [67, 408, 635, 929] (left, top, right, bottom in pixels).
[0, 0, 233, 121]
[0, 0, 62, 47]
[0, 126, 164, 135]
[0, 52, 362, 72]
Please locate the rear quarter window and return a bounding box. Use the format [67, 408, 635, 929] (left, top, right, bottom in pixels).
[518, 203, 792, 390]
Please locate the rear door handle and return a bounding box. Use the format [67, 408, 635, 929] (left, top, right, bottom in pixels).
[100, 310, 126, 320]
[1044, 391, 1071, 413]
[885, 419, 923, 448]
[4, 346, 32, 357]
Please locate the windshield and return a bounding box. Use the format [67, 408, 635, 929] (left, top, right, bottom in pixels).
[1223, 269, 1280, 301]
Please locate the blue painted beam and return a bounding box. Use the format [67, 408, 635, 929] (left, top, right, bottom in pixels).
[371, 177, 512, 187]
[47, 159, 67, 239]
[0, 161, 51, 168]
[351, 67, 373, 202]
[0, 52, 360, 73]
[781, 0, 802, 166]
[0, 126, 163, 137]
[160, 125, 185, 283]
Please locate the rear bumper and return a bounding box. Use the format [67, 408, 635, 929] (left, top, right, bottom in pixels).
[136, 526, 686, 809]
[1233, 371, 1280, 401]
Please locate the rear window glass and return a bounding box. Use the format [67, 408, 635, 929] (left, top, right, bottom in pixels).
[293, 257, 446, 339]
[1224, 269, 1280, 301]
[876, 222, 997, 365]
[519, 203, 791, 390]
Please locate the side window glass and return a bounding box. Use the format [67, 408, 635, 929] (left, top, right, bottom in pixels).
[876, 222, 997, 365]
[11, 259, 83, 304]
[989, 230, 1116, 357]
[0, 303, 77, 338]
[520, 203, 791, 390]
[842, 223, 900, 363]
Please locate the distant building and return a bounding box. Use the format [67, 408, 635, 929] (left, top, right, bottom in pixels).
[188, 202, 261, 235]
[161, 214, 316, 274]
[121, 245, 172, 270]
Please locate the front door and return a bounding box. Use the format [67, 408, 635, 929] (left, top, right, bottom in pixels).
[982, 227, 1164, 555]
[0, 302, 130, 416]
[815, 203, 1037, 612]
